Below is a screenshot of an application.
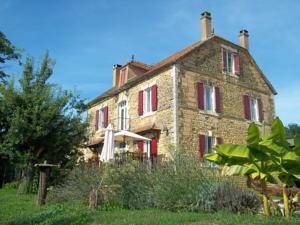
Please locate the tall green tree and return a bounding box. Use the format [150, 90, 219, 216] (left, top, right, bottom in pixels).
[286, 123, 300, 138]
[0, 31, 21, 82]
[0, 53, 87, 193]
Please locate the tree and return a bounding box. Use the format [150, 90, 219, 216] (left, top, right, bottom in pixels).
[0, 53, 87, 193]
[0, 31, 21, 82]
[286, 123, 300, 138]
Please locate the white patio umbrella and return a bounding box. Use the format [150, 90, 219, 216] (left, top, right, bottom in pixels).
[100, 124, 115, 162]
[114, 130, 151, 142]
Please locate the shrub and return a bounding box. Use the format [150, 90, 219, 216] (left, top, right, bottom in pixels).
[49, 149, 260, 214]
[4, 181, 20, 189]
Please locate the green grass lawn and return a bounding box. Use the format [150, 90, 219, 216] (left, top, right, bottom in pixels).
[1, 188, 300, 225]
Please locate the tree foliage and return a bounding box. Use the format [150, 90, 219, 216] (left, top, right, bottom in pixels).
[0, 31, 21, 81]
[0, 53, 87, 192]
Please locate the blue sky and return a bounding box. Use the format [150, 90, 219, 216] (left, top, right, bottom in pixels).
[1, 0, 299, 125]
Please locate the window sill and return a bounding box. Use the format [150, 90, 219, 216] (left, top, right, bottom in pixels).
[222, 72, 239, 79]
[140, 111, 156, 118]
[199, 110, 220, 117]
[246, 120, 263, 126]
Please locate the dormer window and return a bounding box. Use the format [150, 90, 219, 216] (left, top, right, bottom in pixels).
[222, 47, 240, 76]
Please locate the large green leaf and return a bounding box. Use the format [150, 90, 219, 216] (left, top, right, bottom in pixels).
[293, 190, 300, 203]
[215, 144, 250, 159]
[271, 117, 289, 147]
[247, 122, 260, 146]
[282, 151, 300, 162]
[259, 139, 286, 155]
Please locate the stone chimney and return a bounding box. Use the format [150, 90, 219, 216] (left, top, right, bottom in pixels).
[239, 29, 249, 50]
[112, 64, 122, 87]
[201, 11, 212, 41]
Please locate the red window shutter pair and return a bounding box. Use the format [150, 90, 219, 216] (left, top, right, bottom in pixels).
[103, 106, 108, 128]
[151, 138, 158, 157]
[138, 85, 158, 116]
[243, 95, 264, 122]
[95, 110, 99, 131]
[221, 48, 240, 75]
[197, 82, 221, 113]
[199, 135, 223, 158]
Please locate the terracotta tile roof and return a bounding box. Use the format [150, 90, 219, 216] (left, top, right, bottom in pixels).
[151, 40, 203, 69]
[129, 60, 152, 71]
[89, 39, 207, 107]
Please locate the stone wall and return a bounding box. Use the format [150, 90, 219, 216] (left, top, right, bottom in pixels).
[87, 67, 175, 158]
[177, 38, 275, 153]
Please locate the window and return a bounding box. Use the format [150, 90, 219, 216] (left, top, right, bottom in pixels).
[99, 108, 105, 128]
[204, 85, 214, 111]
[205, 136, 214, 154]
[250, 98, 259, 122]
[118, 101, 128, 130]
[144, 87, 152, 114]
[222, 47, 240, 75]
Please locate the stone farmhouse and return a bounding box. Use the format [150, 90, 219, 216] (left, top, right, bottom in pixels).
[85, 11, 276, 163]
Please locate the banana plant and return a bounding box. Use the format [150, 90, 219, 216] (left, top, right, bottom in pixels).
[259, 117, 300, 217]
[205, 122, 276, 216]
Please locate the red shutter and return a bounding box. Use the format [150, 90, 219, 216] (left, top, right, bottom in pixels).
[151, 84, 157, 111]
[199, 135, 206, 158]
[234, 52, 240, 75]
[258, 98, 264, 122]
[243, 95, 251, 120]
[214, 86, 221, 113]
[95, 110, 99, 131]
[216, 137, 223, 145]
[138, 90, 143, 116]
[120, 68, 126, 85]
[222, 48, 227, 72]
[197, 82, 204, 110]
[137, 141, 144, 154]
[103, 106, 108, 128]
[151, 138, 158, 157]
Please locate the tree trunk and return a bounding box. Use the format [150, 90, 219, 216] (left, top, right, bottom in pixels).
[261, 178, 270, 216]
[282, 186, 289, 217]
[18, 161, 35, 194]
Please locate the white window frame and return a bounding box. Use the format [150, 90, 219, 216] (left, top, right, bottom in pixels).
[98, 108, 105, 129]
[204, 85, 215, 112]
[249, 97, 259, 122]
[118, 100, 128, 130]
[143, 87, 152, 114]
[222, 45, 238, 76]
